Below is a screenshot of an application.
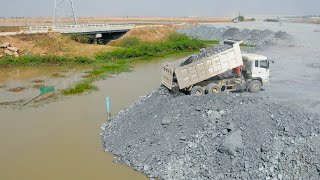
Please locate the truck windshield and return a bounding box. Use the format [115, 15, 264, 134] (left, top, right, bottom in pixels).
[260, 60, 268, 68]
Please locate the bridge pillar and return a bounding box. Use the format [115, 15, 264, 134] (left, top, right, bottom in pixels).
[94, 33, 102, 44]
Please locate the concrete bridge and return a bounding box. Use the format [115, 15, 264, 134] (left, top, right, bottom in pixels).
[23, 24, 135, 34]
[0, 24, 135, 37]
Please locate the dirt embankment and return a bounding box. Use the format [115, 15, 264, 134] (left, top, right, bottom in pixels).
[0, 26, 21, 32]
[0, 33, 116, 58]
[0, 25, 179, 58]
[110, 25, 176, 45]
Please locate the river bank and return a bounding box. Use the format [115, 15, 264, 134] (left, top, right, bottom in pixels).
[0, 29, 211, 108]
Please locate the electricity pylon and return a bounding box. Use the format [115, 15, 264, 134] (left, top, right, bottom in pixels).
[53, 0, 78, 26]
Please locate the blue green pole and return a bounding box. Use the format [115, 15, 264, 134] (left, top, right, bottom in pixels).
[106, 97, 110, 113]
[106, 97, 110, 119]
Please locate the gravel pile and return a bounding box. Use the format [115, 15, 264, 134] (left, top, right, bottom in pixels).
[180, 44, 232, 66]
[102, 87, 320, 180]
[177, 26, 292, 47]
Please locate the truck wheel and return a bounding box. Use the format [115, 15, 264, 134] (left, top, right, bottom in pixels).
[206, 83, 221, 94]
[190, 86, 204, 96]
[249, 80, 262, 93]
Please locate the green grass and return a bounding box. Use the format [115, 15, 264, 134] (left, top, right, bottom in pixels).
[62, 82, 97, 95]
[62, 62, 130, 95]
[240, 44, 257, 47]
[0, 55, 93, 68]
[201, 40, 220, 44]
[88, 62, 130, 79]
[96, 33, 208, 62]
[115, 37, 142, 47]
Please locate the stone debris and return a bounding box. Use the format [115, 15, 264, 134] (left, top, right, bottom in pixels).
[177, 26, 292, 48]
[177, 26, 292, 66]
[0, 42, 19, 57]
[4, 49, 19, 57]
[180, 44, 232, 66]
[102, 87, 320, 180]
[0, 42, 10, 48]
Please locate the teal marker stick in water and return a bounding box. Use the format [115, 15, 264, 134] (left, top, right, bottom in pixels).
[106, 97, 110, 113]
[40, 86, 55, 94]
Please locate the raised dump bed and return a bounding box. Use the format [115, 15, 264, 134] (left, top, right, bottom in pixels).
[162, 41, 243, 90]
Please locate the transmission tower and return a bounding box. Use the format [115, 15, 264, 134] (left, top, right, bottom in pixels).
[53, 0, 78, 26]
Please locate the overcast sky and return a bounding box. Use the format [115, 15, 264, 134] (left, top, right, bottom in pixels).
[1, 0, 319, 17]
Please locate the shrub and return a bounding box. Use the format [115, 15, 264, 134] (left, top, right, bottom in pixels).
[117, 37, 142, 47]
[96, 33, 205, 62]
[166, 32, 190, 42]
[238, 16, 245, 22]
[67, 34, 92, 43]
[62, 82, 96, 95]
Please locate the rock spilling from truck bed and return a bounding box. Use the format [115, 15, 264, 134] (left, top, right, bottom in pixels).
[102, 87, 320, 180]
[177, 26, 292, 47]
[180, 44, 232, 66]
[177, 26, 291, 66]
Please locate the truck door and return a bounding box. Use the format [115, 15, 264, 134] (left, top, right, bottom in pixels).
[252, 60, 270, 84]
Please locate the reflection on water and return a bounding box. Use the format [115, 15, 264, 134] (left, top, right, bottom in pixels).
[0, 54, 189, 180]
[0, 66, 88, 103]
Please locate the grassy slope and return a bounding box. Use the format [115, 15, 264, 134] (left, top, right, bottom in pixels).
[0, 26, 216, 95]
[62, 33, 209, 95]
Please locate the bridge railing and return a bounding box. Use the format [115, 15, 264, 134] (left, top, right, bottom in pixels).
[23, 24, 136, 33]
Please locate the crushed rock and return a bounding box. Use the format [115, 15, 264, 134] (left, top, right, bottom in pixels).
[177, 26, 292, 66]
[177, 26, 292, 49]
[102, 87, 320, 180]
[180, 44, 232, 66]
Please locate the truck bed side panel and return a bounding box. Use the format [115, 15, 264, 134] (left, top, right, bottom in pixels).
[161, 65, 174, 90]
[175, 44, 243, 89]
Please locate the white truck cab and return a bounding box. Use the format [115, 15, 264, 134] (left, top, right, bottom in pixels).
[242, 54, 270, 85]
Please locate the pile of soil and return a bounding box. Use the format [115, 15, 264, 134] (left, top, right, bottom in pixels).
[102, 87, 320, 179]
[110, 25, 176, 44]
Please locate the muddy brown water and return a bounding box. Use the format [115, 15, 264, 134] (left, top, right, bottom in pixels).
[0, 66, 89, 103]
[0, 55, 189, 180]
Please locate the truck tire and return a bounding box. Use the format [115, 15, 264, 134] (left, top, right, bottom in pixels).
[190, 86, 204, 96]
[249, 80, 262, 93]
[206, 83, 221, 94]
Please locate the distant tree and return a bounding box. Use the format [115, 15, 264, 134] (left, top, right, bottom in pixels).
[247, 18, 256, 22]
[264, 19, 279, 22]
[238, 16, 245, 22]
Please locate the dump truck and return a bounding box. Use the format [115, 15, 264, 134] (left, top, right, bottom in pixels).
[162, 40, 271, 95]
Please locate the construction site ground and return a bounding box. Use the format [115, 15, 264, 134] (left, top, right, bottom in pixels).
[102, 21, 320, 179]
